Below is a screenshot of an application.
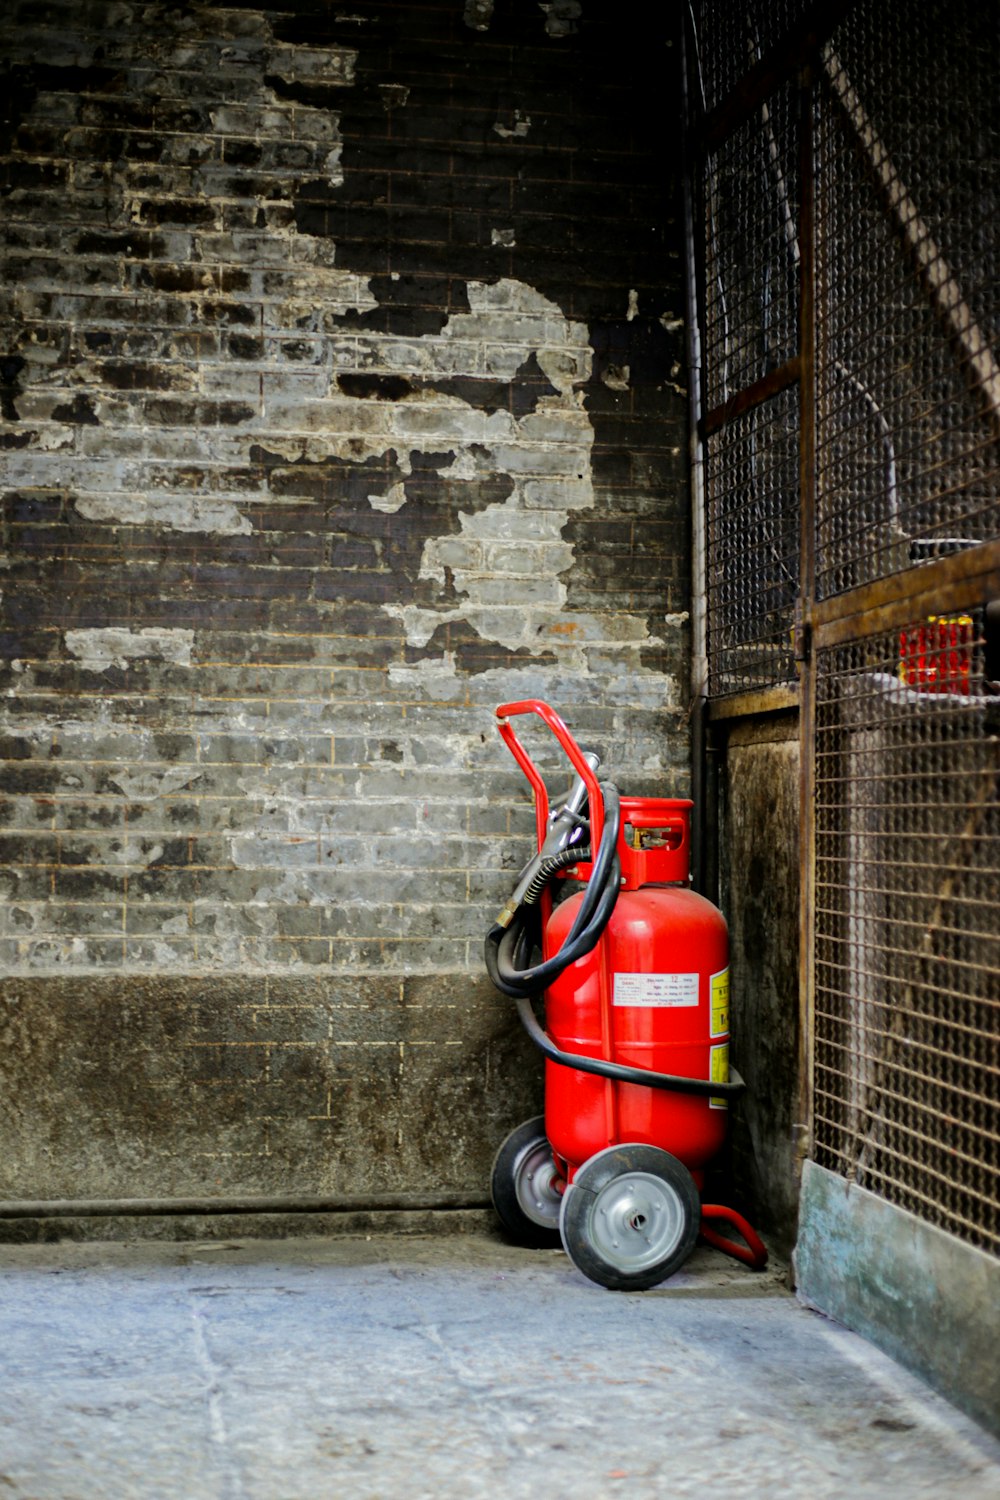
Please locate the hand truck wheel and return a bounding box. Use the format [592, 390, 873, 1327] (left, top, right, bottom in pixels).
[559, 1143, 700, 1290]
[490, 1115, 563, 1248]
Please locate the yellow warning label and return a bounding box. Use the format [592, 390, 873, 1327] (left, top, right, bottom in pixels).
[709, 1042, 729, 1111]
[710, 968, 729, 1038]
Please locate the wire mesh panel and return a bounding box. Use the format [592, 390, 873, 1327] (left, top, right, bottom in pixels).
[814, 2, 1000, 599]
[813, 619, 1000, 1254]
[705, 386, 799, 695]
[690, 0, 999, 1271]
[688, 0, 814, 116]
[703, 83, 799, 411]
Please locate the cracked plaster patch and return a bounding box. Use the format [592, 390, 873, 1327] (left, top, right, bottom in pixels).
[64, 627, 195, 672]
[75, 493, 253, 536]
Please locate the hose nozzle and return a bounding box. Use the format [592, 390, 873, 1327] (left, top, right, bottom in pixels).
[495, 751, 600, 927]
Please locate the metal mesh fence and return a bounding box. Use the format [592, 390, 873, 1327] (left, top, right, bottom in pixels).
[692, 0, 999, 1257]
[688, 0, 814, 116]
[705, 385, 799, 695]
[813, 618, 1000, 1254]
[814, 4, 1000, 599]
[703, 83, 799, 412]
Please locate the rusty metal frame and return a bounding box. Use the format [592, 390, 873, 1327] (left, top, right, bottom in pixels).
[705, 683, 798, 723]
[684, 0, 999, 1224]
[811, 540, 1000, 650]
[700, 0, 855, 151]
[703, 358, 801, 439]
[684, 6, 839, 1171]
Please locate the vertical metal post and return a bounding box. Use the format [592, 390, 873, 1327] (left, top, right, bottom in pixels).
[796, 64, 818, 1177]
[679, 10, 714, 900]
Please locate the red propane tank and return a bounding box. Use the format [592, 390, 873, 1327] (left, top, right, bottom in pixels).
[543, 797, 730, 1185]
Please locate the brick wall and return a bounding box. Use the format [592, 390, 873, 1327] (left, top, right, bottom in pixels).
[0, 0, 690, 1213]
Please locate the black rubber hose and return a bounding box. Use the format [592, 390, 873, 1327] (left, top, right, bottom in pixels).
[514, 994, 746, 1098]
[493, 850, 622, 994]
[484, 783, 621, 998]
[484, 777, 746, 1100]
[521, 844, 589, 907]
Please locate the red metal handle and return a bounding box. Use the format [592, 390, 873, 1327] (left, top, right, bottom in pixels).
[699, 1205, 769, 1270]
[495, 700, 604, 852]
[624, 802, 693, 828]
[497, 701, 617, 1143]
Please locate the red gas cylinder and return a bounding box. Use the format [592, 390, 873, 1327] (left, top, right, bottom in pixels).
[543, 797, 730, 1186]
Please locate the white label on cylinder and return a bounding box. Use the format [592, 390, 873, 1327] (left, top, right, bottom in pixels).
[612, 972, 699, 1007]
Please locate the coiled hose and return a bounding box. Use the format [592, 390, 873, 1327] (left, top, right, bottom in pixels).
[484, 780, 744, 1099]
[485, 782, 622, 999]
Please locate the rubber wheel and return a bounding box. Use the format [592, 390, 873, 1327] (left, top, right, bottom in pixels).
[490, 1116, 563, 1247]
[559, 1143, 700, 1291]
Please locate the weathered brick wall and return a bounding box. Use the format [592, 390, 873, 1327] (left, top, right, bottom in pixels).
[0, 0, 690, 1210]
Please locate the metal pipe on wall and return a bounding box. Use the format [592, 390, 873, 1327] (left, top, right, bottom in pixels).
[679, 8, 714, 901]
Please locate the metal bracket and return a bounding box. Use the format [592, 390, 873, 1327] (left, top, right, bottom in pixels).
[793, 600, 813, 663]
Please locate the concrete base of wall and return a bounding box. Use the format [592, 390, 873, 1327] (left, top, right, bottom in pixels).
[0, 973, 543, 1207]
[0, 1204, 495, 1245]
[795, 1159, 1000, 1439]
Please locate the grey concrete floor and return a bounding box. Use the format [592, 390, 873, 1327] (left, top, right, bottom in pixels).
[0, 1231, 998, 1499]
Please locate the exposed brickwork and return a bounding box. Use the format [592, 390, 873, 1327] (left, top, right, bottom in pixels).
[0, 0, 689, 1205]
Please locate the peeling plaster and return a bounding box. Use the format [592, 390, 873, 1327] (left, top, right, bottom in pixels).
[268, 43, 357, 88]
[379, 281, 603, 658]
[464, 0, 495, 29]
[539, 1, 581, 38]
[0, 3, 693, 996]
[106, 766, 204, 801]
[106, 840, 164, 868]
[64, 628, 195, 672]
[368, 481, 408, 514]
[75, 494, 253, 536]
[32, 428, 75, 452]
[493, 110, 531, 139]
[378, 83, 410, 108]
[602, 364, 631, 391]
[36, 13, 675, 709]
[388, 658, 680, 710]
[437, 451, 481, 481]
[441, 279, 592, 390]
[387, 653, 464, 698]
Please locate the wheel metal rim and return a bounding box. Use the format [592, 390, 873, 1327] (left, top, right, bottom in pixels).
[512, 1137, 562, 1229]
[587, 1170, 687, 1273]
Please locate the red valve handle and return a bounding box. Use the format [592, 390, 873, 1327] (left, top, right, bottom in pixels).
[495, 700, 604, 852]
[618, 800, 692, 868]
